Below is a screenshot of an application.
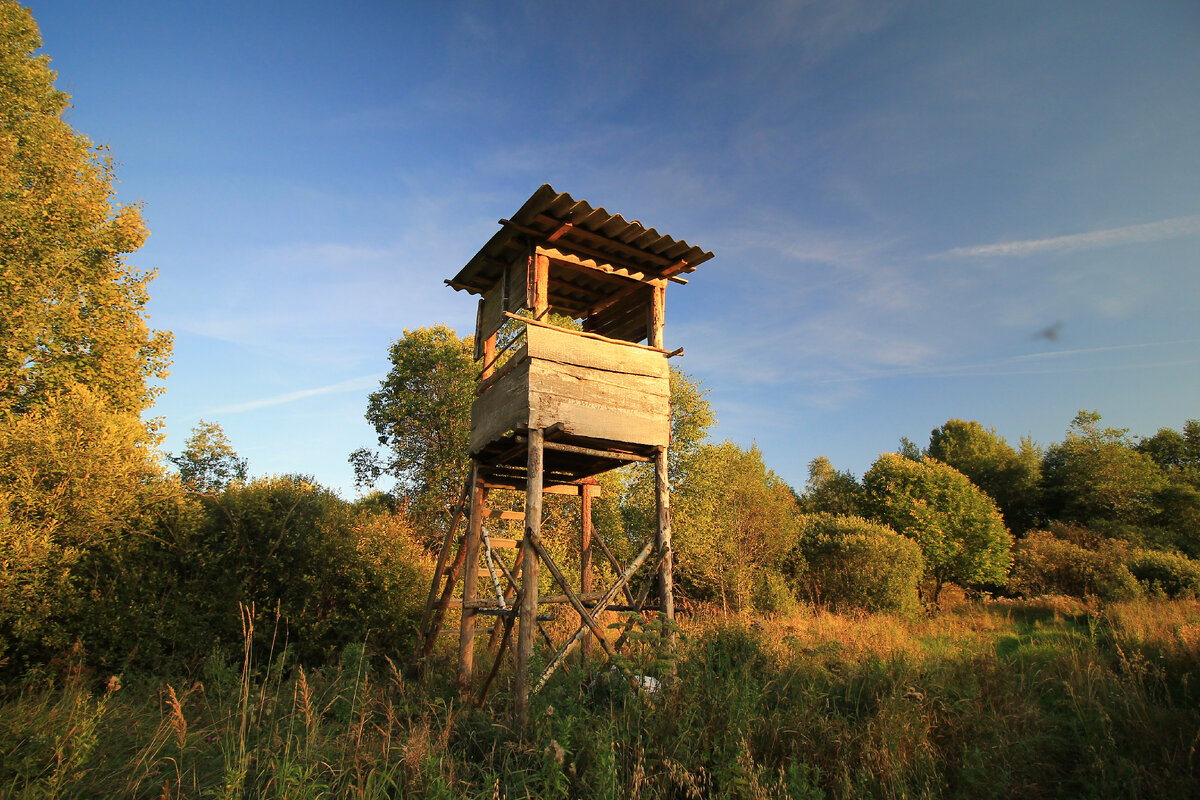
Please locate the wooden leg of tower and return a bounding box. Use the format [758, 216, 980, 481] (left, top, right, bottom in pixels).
[580, 482, 595, 665]
[655, 446, 675, 647]
[458, 463, 484, 689]
[513, 428, 544, 730]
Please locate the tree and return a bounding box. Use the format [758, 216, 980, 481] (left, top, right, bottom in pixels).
[863, 453, 1013, 604]
[168, 420, 248, 493]
[926, 419, 1042, 534]
[1137, 420, 1200, 487]
[350, 326, 475, 537]
[800, 456, 865, 517]
[670, 441, 801, 613]
[0, 3, 173, 673]
[1041, 411, 1165, 528]
[0, 2, 171, 417]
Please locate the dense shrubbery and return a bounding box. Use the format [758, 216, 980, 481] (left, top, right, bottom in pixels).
[2, 465, 433, 678]
[1126, 549, 1200, 599]
[1007, 529, 1142, 601]
[0, 386, 171, 674]
[789, 514, 924, 614]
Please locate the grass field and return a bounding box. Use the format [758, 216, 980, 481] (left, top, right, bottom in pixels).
[2, 597, 1198, 799]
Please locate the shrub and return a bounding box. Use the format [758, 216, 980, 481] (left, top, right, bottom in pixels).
[1126, 549, 1200, 599]
[0, 386, 173, 674]
[752, 568, 798, 615]
[1007, 530, 1142, 601]
[790, 515, 924, 614]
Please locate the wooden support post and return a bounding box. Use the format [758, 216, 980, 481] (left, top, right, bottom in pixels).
[481, 332, 497, 380]
[580, 483, 594, 664]
[649, 283, 666, 349]
[457, 464, 485, 689]
[513, 428, 544, 730]
[655, 445, 675, 648]
[529, 249, 550, 319]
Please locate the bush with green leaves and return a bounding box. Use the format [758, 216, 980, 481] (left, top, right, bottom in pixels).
[789, 514, 925, 614]
[1125, 549, 1200, 599]
[1007, 530, 1142, 601]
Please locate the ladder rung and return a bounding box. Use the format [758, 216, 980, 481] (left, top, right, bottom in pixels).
[483, 509, 525, 521]
[487, 537, 520, 549]
[443, 567, 496, 578]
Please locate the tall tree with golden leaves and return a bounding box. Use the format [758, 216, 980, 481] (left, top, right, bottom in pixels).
[0, 0, 171, 417]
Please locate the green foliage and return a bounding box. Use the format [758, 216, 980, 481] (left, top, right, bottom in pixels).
[800, 455, 865, 516]
[1126, 549, 1200, 599]
[0, 385, 170, 671]
[790, 514, 925, 614]
[1042, 411, 1166, 527]
[864, 454, 1013, 603]
[670, 441, 801, 613]
[167, 419, 248, 493]
[0, 1, 171, 417]
[1007, 529, 1142, 601]
[164, 476, 432, 666]
[351, 325, 474, 540]
[751, 569, 798, 615]
[1137, 420, 1200, 486]
[926, 419, 1043, 534]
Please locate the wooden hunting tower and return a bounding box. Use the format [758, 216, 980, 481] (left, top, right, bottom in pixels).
[413, 185, 713, 726]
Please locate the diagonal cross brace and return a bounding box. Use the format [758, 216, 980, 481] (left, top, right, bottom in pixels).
[532, 535, 664, 694]
[527, 533, 616, 661]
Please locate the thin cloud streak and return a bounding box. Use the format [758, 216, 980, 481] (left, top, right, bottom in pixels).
[211, 375, 384, 414]
[943, 214, 1200, 258]
[814, 342, 1200, 384]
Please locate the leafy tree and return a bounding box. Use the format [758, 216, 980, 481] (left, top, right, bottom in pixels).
[1137, 420, 1200, 483]
[670, 441, 801, 613]
[350, 325, 475, 538]
[1041, 411, 1165, 528]
[168, 419, 248, 493]
[863, 453, 1013, 604]
[800, 456, 864, 517]
[926, 419, 1043, 534]
[0, 2, 171, 417]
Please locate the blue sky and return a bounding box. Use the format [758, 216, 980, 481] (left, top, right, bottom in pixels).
[31, 0, 1200, 496]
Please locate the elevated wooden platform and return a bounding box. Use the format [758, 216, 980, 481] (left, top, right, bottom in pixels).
[471, 323, 669, 481]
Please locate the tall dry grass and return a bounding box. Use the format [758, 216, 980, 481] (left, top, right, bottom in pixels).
[1, 597, 1197, 798]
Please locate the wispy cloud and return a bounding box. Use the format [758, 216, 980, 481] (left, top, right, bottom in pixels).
[943, 214, 1200, 258]
[211, 375, 383, 414]
[813, 339, 1200, 383]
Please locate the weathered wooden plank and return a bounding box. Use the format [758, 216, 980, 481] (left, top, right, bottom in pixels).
[479, 282, 505, 346]
[514, 429, 544, 730]
[505, 260, 527, 313]
[470, 359, 529, 453]
[529, 394, 668, 448]
[525, 324, 667, 379]
[506, 312, 674, 355]
[530, 359, 668, 403]
[649, 284, 665, 349]
[482, 509, 524, 521]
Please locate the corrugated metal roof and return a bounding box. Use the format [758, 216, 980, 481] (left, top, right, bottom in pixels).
[447, 185, 714, 296]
